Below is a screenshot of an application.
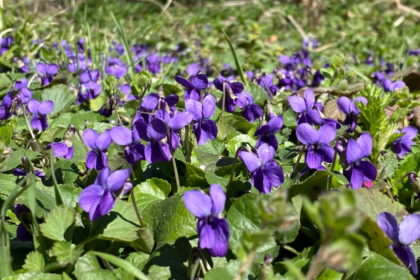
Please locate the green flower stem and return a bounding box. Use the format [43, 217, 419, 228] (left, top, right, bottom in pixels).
[21, 105, 49, 166]
[165, 123, 180, 193]
[282, 245, 299, 255]
[129, 87, 147, 129]
[227, 146, 244, 195]
[113, 95, 123, 125]
[130, 189, 145, 228]
[260, 78, 275, 99]
[233, 246, 257, 280]
[292, 145, 306, 175]
[74, 127, 89, 153]
[221, 82, 226, 139]
[49, 149, 64, 206]
[306, 245, 327, 280]
[129, 168, 145, 227]
[389, 171, 416, 189]
[184, 124, 191, 163]
[327, 149, 338, 191]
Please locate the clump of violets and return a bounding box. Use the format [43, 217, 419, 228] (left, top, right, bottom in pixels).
[105, 57, 127, 79]
[36, 62, 59, 86]
[186, 95, 218, 145]
[337, 96, 368, 133]
[27, 99, 54, 131]
[175, 73, 209, 102]
[378, 212, 420, 274]
[77, 69, 101, 105]
[134, 110, 192, 163]
[392, 126, 418, 159]
[343, 133, 377, 189]
[13, 157, 45, 180]
[239, 143, 284, 194]
[140, 92, 179, 114]
[183, 184, 230, 257]
[47, 126, 76, 160]
[254, 115, 283, 150]
[79, 167, 131, 221]
[296, 123, 336, 169]
[83, 129, 112, 170]
[213, 78, 244, 113]
[109, 126, 145, 165]
[288, 89, 322, 126]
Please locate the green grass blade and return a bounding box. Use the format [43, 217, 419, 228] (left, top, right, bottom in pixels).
[347, 64, 370, 83]
[111, 12, 135, 81]
[157, 59, 174, 85]
[91, 251, 150, 280]
[282, 260, 306, 280]
[221, 29, 248, 87]
[50, 149, 64, 206]
[0, 179, 27, 278]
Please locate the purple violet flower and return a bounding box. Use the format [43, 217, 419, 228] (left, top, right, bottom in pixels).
[213, 78, 244, 113]
[183, 184, 230, 257]
[47, 142, 74, 160]
[79, 167, 131, 221]
[186, 63, 199, 76]
[235, 91, 263, 123]
[186, 94, 218, 145]
[337, 96, 368, 133]
[382, 79, 406, 92]
[1, 36, 13, 55]
[141, 93, 179, 112]
[46, 127, 76, 160]
[36, 62, 59, 86]
[14, 204, 32, 242]
[296, 123, 336, 169]
[0, 93, 13, 120]
[343, 133, 377, 189]
[392, 126, 418, 159]
[257, 74, 279, 98]
[13, 157, 45, 180]
[77, 70, 101, 105]
[254, 115, 283, 150]
[14, 79, 33, 104]
[288, 89, 323, 126]
[303, 38, 318, 49]
[105, 57, 127, 79]
[83, 129, 112, 170]
[98, 96, 115, 118]
[27, 99, 54, 131]
[175, 73, 209, 102]
[109, 126, 145, 165]
[378, 212, 420, 274]
[134, 110, 192, 163]
[239, 144, 285, 194]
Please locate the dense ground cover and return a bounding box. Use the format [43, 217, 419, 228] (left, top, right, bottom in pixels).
[3, 0, 420, 279]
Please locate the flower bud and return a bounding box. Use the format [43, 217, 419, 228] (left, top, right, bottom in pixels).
[105, 74, 118, 90]
[265, 101, 275, 119]
[264, 254, 272, 265]
[158, 85, 165, 98]
[409, 173, 420, 194]
[335, 139, 345, 153]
